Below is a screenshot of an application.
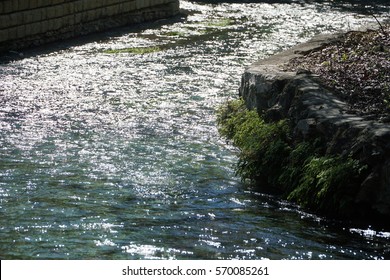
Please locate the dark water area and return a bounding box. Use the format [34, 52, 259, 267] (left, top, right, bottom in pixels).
[0, 0, 389, 259]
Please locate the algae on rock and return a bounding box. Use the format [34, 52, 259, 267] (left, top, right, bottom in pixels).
[217, 99, 368, 219]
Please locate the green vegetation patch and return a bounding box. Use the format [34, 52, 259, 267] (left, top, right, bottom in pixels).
[104, 46, 162, 55]
[217, 99, 290, 190]
[162, 31, 187, 37]
[288, 155, 366, 217]
[206, 18, 234, 28]
[217, 99, 367, 217]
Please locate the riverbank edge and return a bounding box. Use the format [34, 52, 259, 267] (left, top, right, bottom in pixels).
[221, 29, 390, 226]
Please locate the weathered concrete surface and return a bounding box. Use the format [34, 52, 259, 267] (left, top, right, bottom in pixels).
[0, 0, 180, 53]
[239, 33, 390, 219]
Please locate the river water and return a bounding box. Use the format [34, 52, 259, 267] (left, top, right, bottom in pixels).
[1, 0, 389, 260]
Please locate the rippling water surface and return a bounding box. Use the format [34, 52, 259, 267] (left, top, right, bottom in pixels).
[1, 1, 390, 259]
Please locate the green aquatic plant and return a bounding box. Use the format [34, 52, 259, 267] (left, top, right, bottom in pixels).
[233, 114, 290, 188]
[162, 31, 187, 37]
[104, 46, 162, 55]
[206, 18, 233, 28]
[278, 141, 320, 193]
[217, 99, 249, 140]
[217, 99, 367, 216]
[287, 155, 366, 216]
[217, 99, 290, 190]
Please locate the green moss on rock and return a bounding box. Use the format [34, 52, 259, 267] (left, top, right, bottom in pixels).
[217, 99, 367, 217]
[217, 99, 290, 192]
[288, 155, 366, 217]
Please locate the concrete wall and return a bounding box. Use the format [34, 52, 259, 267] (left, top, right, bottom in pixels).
[0, 0, 180, 53]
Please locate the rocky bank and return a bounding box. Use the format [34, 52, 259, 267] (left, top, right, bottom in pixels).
[237, 31, 390, 224]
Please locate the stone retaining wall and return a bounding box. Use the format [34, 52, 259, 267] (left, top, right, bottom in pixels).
[239, 33, 390, 220]
[0, 0, 180, 53]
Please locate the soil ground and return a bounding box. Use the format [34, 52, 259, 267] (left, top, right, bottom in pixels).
[286, 24, 390, 122]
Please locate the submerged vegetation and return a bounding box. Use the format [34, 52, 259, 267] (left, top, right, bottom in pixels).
[103, 17, 235, 55]
[206, 18, 234, 27]
[217, 99, 367, 217]
[104, 46, 162, 54]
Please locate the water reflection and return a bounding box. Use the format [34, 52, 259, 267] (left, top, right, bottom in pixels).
[0, 0, 389, 259]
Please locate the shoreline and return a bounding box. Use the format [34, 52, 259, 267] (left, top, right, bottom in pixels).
[218, 26, 390, 228]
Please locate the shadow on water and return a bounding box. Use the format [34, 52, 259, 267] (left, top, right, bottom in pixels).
[191, 0, 390, 14]
[241, 187, 390, 259]
[0, 13, 188, 64]
[1, 0, 389, 64]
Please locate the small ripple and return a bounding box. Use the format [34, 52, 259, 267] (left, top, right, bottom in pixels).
[350, 228, 390, 239]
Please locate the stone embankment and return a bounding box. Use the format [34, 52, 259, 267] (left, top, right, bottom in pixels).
[0, 0, 180, 53]
[239, 33, 390, 222]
